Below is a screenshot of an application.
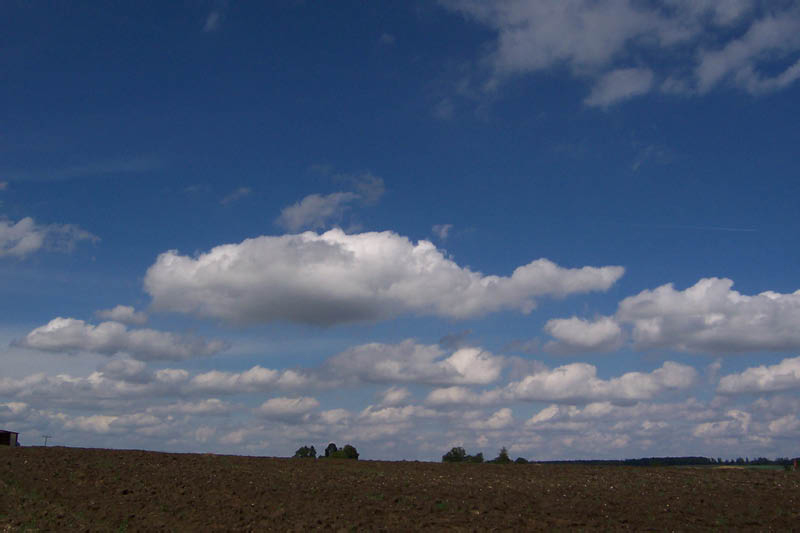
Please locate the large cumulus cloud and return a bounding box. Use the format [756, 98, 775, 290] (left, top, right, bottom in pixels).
[542, 278, 800, 355]
[144, 229, 624, 326]
[617, 277, 800, 353]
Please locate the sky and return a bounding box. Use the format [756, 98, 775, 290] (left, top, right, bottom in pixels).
[2, 0, 800, 461]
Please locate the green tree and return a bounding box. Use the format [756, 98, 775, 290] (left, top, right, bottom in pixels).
[466, 452, 484, 463]
[293, 445, 316, 458]
[324, 443, 338, 457]
[490, 447, 511, 464]
[330, 444, 359, 459]
[442, 446, 467, 463]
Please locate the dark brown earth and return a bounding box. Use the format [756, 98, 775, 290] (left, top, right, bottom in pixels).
[2, 446, 799, 531]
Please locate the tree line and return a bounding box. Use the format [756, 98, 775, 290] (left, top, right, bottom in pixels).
[442, 447, 799, 467]
[293, 443, 359, 460]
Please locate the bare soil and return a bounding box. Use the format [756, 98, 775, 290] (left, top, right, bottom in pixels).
[2, 446, 799, 531]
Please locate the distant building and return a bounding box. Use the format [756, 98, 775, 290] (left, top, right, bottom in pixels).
[0, 430, 19, 447]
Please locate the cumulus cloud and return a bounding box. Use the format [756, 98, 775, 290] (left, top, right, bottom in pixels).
[505, 361, 697, 404]
[254, 396, 319, 421]
[326, 340, 504, 386]
[693, 409, 751, 439]
[425, 386, 503, 407]
[148, 399, 232, 416]
[441, 0, 800, 105]
[98, 359, 152, 384]
[717, 357, 800, 395]
[358, 404, 437, 425]
[616, 277, 800, 353]
[15, 317, 228, 361]
[0, 217, 97, 258]
[379, 386, 411, 406]
[544, 316, 623, 354]
[188, 366, 313, 394]
[144, 228, 624, 326]
[95, 305, 148, 325]
[467, 407, 514, 430]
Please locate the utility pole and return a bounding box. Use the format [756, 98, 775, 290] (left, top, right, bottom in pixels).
[42, 435, 52, 446]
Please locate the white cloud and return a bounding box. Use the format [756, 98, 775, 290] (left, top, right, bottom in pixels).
[432, 223, 453, 240]
[144, 228, 624, 326]
[15, 317, 228, 361]
[446, 0, 665, 76]
[717, 357, 800, 395]
[0, 217, 97, 258]
[584, 68, 654, 107]
[275, 192, 359, 231]
[468, 407, 513, 430]
[544, 315, 623, 354]
[188, 366, 313, 393]
[95, 305, 148, 325]
[254, 396, 319, 420]
[358, 404, 437, 425]
[693, 409, 751, 439]
[767, 414, 800, 437]
[327, 340, 504, 386]
[441, 0, 800, 105]
[425, 386, 503, 406]
[275, 174, 384, 232]
[98, 359, 152, 384]
[319, 408, 351, 425]
[696, 8, 800, 94]
[220, 186, 252, 206]
[379, 386, 411, 406]
[505, 361, 697, 404]
[616, 277, 800, 353]
[149, 399, 232, 416]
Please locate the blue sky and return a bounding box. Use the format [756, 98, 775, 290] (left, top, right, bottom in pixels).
[2, 0, 800, 460]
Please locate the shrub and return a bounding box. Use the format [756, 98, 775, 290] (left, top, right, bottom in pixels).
[293, 445, 316, 458]
[442, 446, 467, 463]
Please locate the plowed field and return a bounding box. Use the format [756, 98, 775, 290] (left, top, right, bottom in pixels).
[2, 446, 799, 531]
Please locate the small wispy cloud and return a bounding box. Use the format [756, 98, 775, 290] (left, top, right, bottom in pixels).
[204, 10, 222, 32]
[276, 173, 386, 232]
[432, 224, 453, 240]
[0, 181, 7, 191]
[0, 217, 98, 258]
[2, 155, 161, 182]
[379, 33, 396, 45]
[221, 187, 252, 206]
[276, 192, 359, 232]
[650, 224, 756, 233]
